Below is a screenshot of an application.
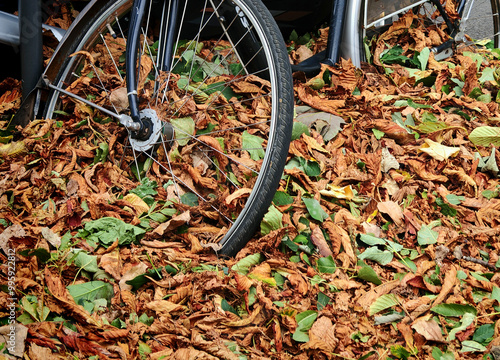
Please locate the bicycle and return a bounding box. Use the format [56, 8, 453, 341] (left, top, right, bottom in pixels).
[2, 0, 498, 257]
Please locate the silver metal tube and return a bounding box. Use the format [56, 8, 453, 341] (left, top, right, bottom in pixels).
[0, 10, 65, 47]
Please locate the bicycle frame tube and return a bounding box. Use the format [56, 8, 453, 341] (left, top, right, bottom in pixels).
[158, 0, 180, 72]
[323, 0, 347, 65]
[19, 0, 43, 101]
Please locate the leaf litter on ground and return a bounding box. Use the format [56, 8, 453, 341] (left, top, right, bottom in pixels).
[1, 6, 500, 360]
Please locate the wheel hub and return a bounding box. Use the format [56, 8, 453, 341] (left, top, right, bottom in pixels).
[129, 108, 163, 152]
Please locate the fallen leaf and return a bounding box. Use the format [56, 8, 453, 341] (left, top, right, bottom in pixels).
[419, 139, 460, 161]
[412, 317, 446, 342]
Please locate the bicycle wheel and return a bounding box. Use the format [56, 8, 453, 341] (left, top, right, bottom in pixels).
[44, 0, 293, 257]
[343, 0, 500, 66]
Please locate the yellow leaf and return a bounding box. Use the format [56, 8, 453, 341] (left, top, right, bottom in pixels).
[419, 139, 460, 161]
[0, 141, 27, 157]
[123, 193, 149, 215]
[319, 184, 354, 200]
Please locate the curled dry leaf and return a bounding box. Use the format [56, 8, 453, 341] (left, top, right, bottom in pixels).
[310, 224, 333, 257]
[373, 119, 415, 144]
[153, 211, 191, 235]
[412, 317, 446, 342]
[377, 201, 404, 226]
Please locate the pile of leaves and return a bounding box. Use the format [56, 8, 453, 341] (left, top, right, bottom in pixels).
[1, 7, 500, 360]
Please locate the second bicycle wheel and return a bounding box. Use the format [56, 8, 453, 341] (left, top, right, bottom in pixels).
[44, 0, 293, 256]
[343, 0, 500, 66]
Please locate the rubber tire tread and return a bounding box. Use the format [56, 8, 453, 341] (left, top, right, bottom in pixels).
[218, 0, 293, 257]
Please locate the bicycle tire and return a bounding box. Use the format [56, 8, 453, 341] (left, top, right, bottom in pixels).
[44, 0, 293, 257]
[343, 0, 500, 66]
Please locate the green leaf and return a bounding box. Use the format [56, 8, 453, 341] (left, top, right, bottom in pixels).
[357, 265, 382, 285]
[291, 121, 310, 140]
[67, 281, 114, 306]
[417, 224, 439, 245]
[93, 142, 109, 164]
[469, 126, 500, 147]
[358, 234, 387, 246]
[170, 117, 195, 146]
[18, 248, 51, 264]
[435, 197, 457, 217]
[380, 45, 410, 65]
[417, 48, 430, 70]
[369, 293, 399, 315]
[472, 324, 495, 345]
[81, 217, 146, 247]
[460, 340, 487, 353]
[479, 67, 495, 84]
[242, 131, 265, 160]
[445, 194, 465, 205]
[285, 157, 321, 176]
[463, 51, 484, 71]
[317, 255, 337, 274]
[293, 310, 318, 342]
[430, 303, 477, 317]
[432, 347, 455, 360]
[273, 191, 294, 206]
[231, 253, 263, 275]
[491, 286, 500, 303]
[317, 292, 330, 310]
[221, 299, 239, 317]
[390, 344, 411, 359]
[125, 265, 177, 291]
[72, 250, 99, 273]
[138, 313, 154, 326]
[260, 205, 283, 235]
[138, 342, 152, 357]
[448, 312, 475, 340]
[302, 197, 329, 222]
[204, 81, 238, 101]
[180, 192, 198, 206]
[398, 257, 417, 273]
[130, 177, 158, 198]
[357, 247, 394, 265]
[372, 128, 385, 139]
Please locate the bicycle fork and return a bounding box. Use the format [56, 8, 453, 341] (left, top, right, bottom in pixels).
[125, 0, 179, 141]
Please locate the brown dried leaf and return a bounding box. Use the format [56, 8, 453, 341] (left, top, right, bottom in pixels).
[412, 317, 445, 342]
[377, 201, 404, 226]
[311, 223, 333, 257]
[153, 211, 191, 235]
